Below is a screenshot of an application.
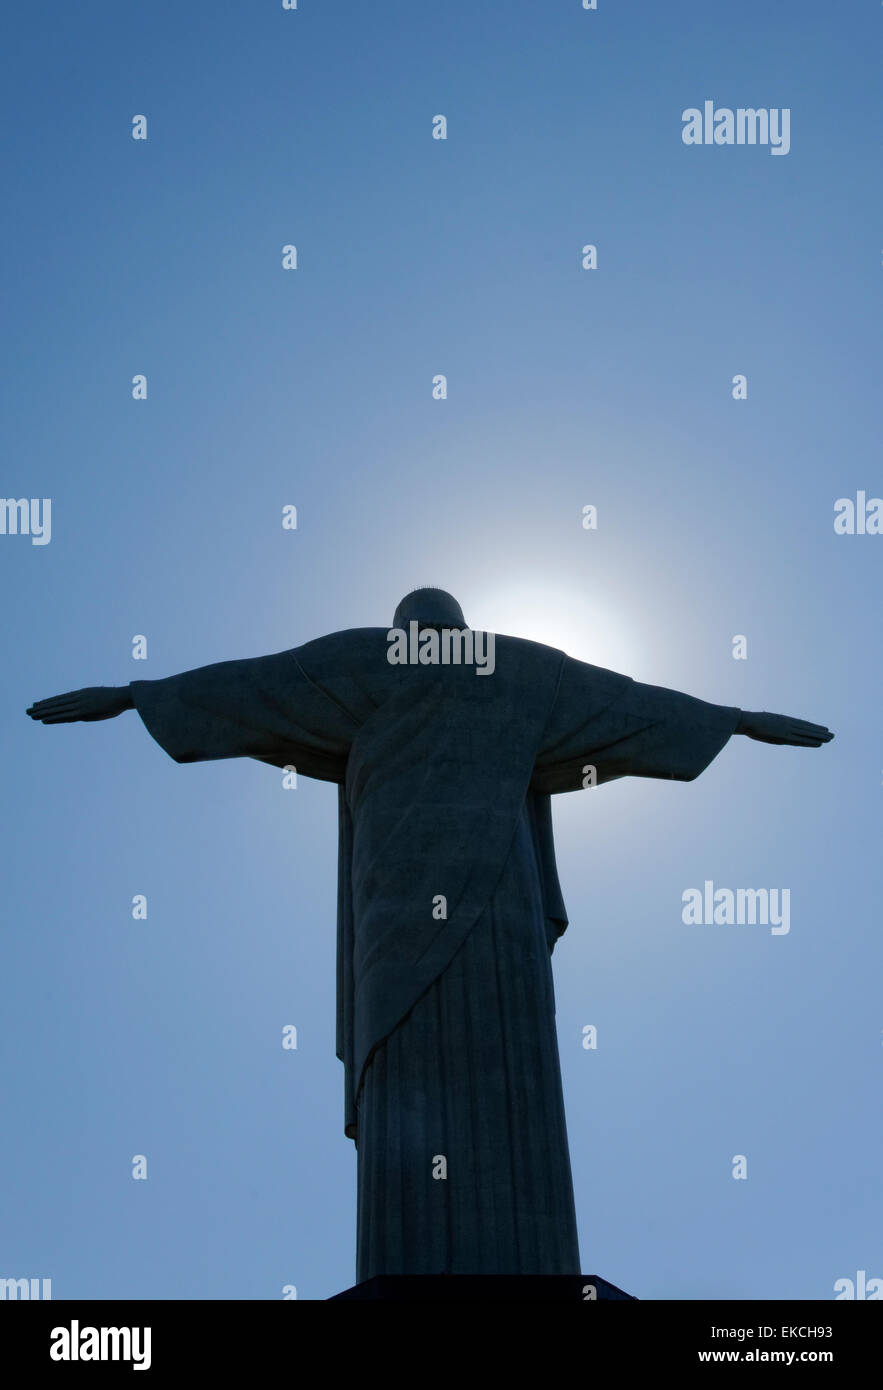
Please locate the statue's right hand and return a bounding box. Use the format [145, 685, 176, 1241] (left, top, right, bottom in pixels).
[26, 686, 132, 724]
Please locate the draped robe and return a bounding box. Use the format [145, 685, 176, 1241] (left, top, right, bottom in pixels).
[130, 628, 739, 1279]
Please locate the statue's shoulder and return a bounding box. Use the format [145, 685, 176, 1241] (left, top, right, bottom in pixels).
[492, 632, 565, 663]
[292, 628, 390, 674]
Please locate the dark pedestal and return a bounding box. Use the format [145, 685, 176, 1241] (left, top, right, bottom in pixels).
[329, 1274, 637, 1301]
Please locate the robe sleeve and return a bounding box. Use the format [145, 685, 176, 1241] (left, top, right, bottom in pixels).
[531, 656, 741, 795]
[129, 647, 356, 782]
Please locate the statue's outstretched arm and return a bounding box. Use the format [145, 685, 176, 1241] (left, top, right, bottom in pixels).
[533, 653, 835, 795]
[28, 648, 355, 781]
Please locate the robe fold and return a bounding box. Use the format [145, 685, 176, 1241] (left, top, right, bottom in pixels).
[130, 627, 739, 1277]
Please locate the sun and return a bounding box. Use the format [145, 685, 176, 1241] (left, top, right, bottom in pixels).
[469, 581, 637, 675]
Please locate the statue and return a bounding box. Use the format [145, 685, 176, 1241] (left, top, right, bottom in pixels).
[27, 588, 833, 1283]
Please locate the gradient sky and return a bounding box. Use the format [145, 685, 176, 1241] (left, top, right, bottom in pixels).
[2, 0, 880, 1299]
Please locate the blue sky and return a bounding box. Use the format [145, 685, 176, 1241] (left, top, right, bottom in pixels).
[2, 1, 880, 1298]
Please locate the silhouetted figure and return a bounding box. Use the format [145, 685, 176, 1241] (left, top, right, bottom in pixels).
[27, 588, 833, 1280]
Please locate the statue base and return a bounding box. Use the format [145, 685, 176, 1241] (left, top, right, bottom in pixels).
[329, 1274, 637, 1300]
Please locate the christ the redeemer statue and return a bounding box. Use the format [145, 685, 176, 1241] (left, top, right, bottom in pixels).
[27, 587, 833, 1283]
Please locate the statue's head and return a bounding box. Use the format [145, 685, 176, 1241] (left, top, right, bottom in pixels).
[393, 587, 467, 630]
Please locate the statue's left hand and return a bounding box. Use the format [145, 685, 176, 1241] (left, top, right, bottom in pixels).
[26, 686, 133, 724]
[737, 711, 834, 747]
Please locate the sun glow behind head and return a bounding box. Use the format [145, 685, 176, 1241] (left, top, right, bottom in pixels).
[471, 581, 638, 675]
